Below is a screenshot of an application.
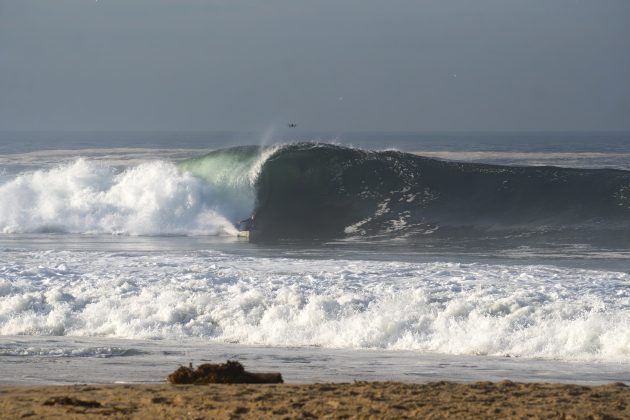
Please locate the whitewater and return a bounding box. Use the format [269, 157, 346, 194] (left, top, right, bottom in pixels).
[1, 249, 629, 362]
[0, 132, 629, 384]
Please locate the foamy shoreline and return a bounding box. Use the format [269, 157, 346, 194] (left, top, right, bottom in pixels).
[1, 381, 628, 419]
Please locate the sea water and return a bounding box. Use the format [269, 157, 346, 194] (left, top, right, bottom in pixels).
[0, 131, 629, 384]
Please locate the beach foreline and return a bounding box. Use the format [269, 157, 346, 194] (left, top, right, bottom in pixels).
[1, 381, 628, 419]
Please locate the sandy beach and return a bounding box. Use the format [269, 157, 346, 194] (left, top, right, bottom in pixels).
[1, 381, 628, 419]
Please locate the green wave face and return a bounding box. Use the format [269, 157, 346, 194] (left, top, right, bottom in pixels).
[177, 146, 269, 223]
[177, 145, 264, 189]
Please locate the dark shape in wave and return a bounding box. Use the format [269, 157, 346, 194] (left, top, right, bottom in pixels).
[252, 143, 630, 239]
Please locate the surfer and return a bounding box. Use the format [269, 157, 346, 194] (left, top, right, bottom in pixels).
[238, 212, 255, 231]
[288, 123, 297, 128]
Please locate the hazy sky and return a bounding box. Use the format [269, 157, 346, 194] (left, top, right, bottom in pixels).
[1, 0, 629, 132]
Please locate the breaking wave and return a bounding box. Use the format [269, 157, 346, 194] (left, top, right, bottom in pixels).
[2, 142, 630, 240]
[0, 159, 240, 236]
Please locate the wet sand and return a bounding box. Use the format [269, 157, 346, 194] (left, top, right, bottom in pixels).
[1, 381, 628, 419]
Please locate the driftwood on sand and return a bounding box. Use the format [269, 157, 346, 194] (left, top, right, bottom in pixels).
[167, 360, 283, 384]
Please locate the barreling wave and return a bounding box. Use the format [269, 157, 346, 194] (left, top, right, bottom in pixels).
[2, 142, 630, 239]
[250, 143, 630, 239]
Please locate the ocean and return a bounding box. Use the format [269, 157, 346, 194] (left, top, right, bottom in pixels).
[0, 131, 629, 385]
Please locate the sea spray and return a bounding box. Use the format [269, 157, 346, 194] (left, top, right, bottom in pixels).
[0, 159, 239, 236]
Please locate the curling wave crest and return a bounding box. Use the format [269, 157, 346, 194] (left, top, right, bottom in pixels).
[1, 249, 628, 363]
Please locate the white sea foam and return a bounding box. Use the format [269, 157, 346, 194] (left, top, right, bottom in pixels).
[0, 344, 142, 358]
[0, 249, 628, 363]
[0, 159, 242, 236]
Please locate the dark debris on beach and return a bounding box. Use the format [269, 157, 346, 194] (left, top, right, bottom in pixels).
[167, 360, 283, 385]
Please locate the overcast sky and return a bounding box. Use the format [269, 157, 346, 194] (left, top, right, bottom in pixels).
[1, 0, 629, 132]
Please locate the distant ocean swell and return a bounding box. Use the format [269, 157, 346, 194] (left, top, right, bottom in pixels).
[1, 142, 630, 238]
[0, 250, 628, 362]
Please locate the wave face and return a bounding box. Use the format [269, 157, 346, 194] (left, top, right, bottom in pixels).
[1, 249, 628, 362]
[176, 145, 277, 222]
[252, 143, 630, 239]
